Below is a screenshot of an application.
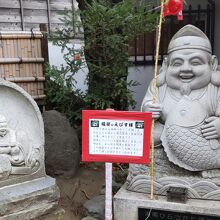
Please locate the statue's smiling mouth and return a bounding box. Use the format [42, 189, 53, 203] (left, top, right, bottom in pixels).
[179, 73, 194, 82]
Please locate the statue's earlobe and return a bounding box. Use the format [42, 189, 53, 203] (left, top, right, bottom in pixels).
[211, 55, 218, 72]
[157, 57, 168, 87]
[211, 55, 220, 86]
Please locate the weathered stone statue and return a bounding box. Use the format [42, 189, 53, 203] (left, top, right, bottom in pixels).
[127, 25, 220, 200]
[0, 79, 59, 219]
[0, 114, 41, 180]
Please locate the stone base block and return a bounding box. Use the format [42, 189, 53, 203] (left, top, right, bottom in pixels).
[114, 184, 220, 220]
[0, 176, 60, 220]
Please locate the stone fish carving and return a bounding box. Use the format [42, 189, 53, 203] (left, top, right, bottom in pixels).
[162, 96, 220, 171]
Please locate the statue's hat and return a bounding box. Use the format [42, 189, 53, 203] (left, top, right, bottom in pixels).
[168, 24, 212, 54]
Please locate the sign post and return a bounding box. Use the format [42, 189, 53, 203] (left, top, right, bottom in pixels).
[82, 110, 152, 220]
[105, 162, 112, 220]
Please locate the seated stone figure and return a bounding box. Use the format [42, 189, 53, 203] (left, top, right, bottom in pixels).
[0, 76, 59, 219]
[0, 115, 25, 165]
[127, 25, 220, 199]
[0, 114, 39, 180]
[143, 24, 220, 172]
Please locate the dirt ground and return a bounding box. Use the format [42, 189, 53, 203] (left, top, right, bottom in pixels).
[42, 163, 106, 220]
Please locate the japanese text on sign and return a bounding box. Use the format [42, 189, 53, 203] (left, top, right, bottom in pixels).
[89, 119, 144, 156]
[82, 110, 152, 164]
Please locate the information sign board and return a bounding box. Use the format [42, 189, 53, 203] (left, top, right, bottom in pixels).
[82, 110, 152, 164]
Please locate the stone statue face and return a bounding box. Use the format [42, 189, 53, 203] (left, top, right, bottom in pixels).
[166, 48, 212, 92]
[0, 129, 7, 137]
[0, 123, 7, 137]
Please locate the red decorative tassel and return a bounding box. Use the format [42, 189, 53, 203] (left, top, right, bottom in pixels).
[164, 0, 184, 20]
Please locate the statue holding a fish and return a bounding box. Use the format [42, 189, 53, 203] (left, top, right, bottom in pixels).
[127, 25, 220, 199]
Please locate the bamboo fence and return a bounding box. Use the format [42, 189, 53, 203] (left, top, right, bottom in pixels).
[0, 31, 46, 106]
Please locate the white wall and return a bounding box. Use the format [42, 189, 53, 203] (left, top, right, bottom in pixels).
[128, 66, 155, 110]
[48, 42, 88, 93]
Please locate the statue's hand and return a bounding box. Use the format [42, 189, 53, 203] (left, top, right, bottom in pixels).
[201, 117, 220, 140]
[142, 102, 163, 119]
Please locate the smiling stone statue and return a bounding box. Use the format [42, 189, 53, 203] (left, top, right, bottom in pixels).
[127, 25, 220, 199]
[143, 24, 220, 172]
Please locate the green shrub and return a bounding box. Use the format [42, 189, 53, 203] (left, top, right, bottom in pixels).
[45, 0, 158, 127]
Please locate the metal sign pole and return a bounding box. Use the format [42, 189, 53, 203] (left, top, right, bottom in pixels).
[105, 162, 112, 220]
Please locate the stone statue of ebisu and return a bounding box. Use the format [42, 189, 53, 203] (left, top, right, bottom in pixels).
[127, 25, 220, 200]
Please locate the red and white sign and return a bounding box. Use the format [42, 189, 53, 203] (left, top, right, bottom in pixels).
[82, 110, 152, 164]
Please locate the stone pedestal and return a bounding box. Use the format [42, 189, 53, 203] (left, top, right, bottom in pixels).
[114, 185, 220, 220]
[0, 176, 59, 220]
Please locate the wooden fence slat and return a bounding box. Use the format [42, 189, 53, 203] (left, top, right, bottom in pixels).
[0, 0, 20, 9]
[0, 57, 44, 64]
[0, 13, 21, 22]
[0, 39, 2, 58]
[0, 31, 42, 39]
[4, 76, 45, 83]
[0, 0, 72, 10]
[19, 0, 25, 30]
[46, 0, 51, 32]
[40, 24, 49, 64]
[0, 31, 46, 103]
[0, 0, 83, 35]
[32, 94, 46, 100]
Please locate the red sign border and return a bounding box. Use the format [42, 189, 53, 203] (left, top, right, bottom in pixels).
[82, 110, 152, 164]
